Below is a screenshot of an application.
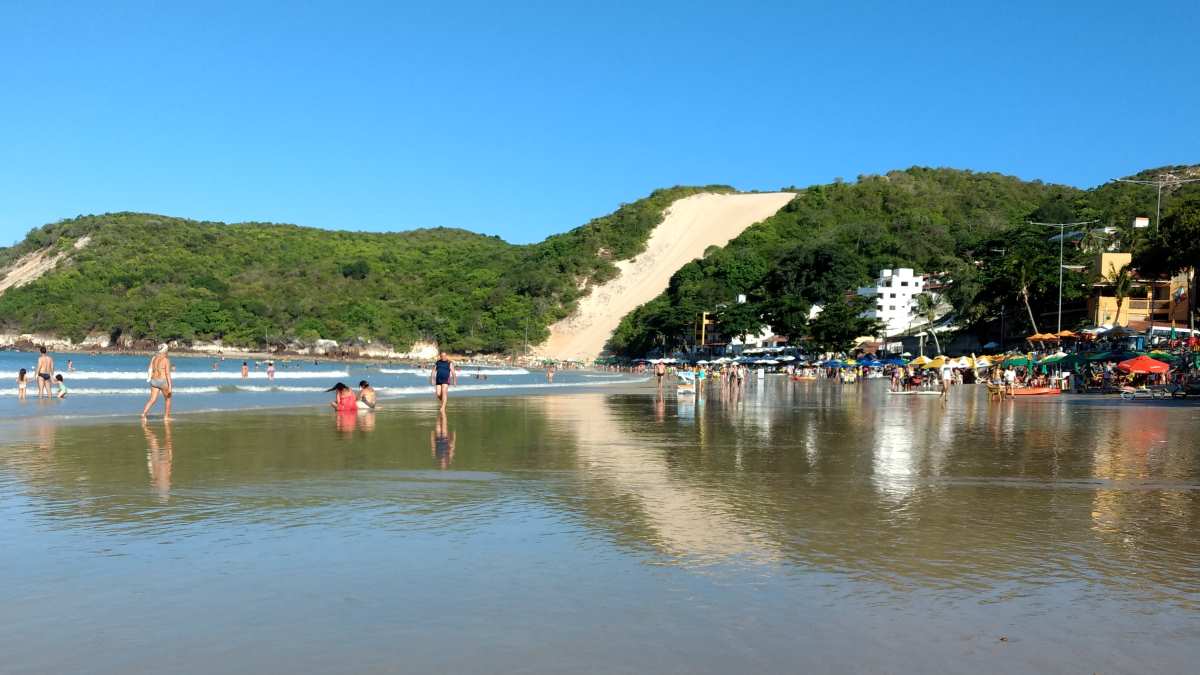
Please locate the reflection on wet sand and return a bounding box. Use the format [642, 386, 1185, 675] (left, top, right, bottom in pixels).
[1, 383, 1197, 604]
[142, 420, 173, 503]
[431, 409, 455, 469]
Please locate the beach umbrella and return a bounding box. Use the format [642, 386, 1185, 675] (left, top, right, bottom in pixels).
[973, 355, 992, 368]
[1056, 330, 1077, 339]
[1117, 355, 1169, 374]
[1003, 354, 1033, 366]
[1146, 350, 1178, 363]
[924, 356, 947, 369]
[909, 355, 932, 366]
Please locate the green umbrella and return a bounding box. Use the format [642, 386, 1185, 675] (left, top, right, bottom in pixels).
[1148, 350, 1179, 363]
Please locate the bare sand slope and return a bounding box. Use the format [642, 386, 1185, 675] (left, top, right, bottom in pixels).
[0, 236, 91, 295]
[536, 192, 794, 361]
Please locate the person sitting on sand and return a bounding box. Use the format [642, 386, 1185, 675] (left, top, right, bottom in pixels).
[55, 373, 69, 399]
[328, 382, 358, 412]
[142, 344, 173, 419]
[430, 352, 457, 411]
[357, 380, 377, 410]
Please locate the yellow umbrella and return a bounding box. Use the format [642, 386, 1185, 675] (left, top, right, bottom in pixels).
[910, 355, 932, 366]
[925, 356, 948, 369]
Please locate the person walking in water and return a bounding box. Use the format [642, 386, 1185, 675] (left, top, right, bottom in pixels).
[430, 352, 457, 411]
[240, 361, 249, 378]
[655, 361, 667, 389]
[35, 346, 54, 398]
[142, 344, 173, 419]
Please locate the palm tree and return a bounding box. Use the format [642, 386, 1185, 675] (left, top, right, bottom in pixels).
[915, 292, 942, 354]
[1107, 263, 1135, 326]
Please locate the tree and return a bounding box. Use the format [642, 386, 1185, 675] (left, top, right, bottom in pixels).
[1105, 263, 1135, 326]
[914, 292, 942, 354]
[716, 300, 763, 344]
[806, 295, 882, 354]
[1134, 195, 1200, 330]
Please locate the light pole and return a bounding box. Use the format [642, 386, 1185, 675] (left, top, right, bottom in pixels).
[1030, 221, 1097, 333]
[990, 248, 1007, 349]
[1115, 173, 1200, 232]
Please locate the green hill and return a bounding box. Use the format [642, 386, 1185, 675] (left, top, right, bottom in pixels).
[0, 186, 729, 352]
[609, 166, 1200, 354]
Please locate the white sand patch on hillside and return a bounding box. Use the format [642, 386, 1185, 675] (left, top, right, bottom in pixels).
[536, 193, 794, 361]
[0, 236, 90, 295]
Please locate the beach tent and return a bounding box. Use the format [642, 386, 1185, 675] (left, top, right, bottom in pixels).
[1117, 355, 1169, 374]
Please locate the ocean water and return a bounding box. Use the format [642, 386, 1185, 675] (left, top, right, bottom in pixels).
[0, 350, 637, 419]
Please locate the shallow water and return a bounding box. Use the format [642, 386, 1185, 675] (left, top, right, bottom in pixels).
[1, 379, 1198, 674]
[0, 350, 632, 418]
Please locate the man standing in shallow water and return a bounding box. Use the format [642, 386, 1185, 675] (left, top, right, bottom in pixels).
[35, 346, 55, 398]
[430, 352, 457, 411]
[142, 344, 173, 419]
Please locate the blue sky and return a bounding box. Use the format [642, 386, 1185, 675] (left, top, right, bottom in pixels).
[2, 1, 1197, 246]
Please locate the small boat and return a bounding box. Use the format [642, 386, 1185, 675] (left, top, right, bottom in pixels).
[1008, 387, 1060, 397]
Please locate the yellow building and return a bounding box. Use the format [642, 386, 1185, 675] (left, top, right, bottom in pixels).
[1087, 252, 1189, 327]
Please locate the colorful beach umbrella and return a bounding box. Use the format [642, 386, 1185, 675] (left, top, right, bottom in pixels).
[1117, 355, 1169, 374]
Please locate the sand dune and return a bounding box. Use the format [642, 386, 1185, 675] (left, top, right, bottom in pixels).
[0, 236, 90, 295]
[536, 192, 794, 361]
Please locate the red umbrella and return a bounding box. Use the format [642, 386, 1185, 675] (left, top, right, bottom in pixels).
[1117, 355, 1170, 374]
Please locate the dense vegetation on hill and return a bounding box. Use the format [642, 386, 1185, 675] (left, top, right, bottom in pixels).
[610, 166, 1200, 355]
[0, 185, 729, 352]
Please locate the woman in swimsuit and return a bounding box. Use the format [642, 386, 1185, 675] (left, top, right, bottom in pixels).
[328, 382, 358, 413]
[142, 344, 173, 419]
[429, 352, 457, 411]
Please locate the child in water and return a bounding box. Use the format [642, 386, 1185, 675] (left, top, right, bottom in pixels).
[17, 368, 28, 400]
[55, 373, 69, 399]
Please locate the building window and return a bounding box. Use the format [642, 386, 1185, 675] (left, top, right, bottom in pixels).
[889, 293, 896, 298]
[900, 281, 908, 286]
[889, 306, 895, 311]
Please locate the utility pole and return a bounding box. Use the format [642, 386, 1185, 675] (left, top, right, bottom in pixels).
[1115, 172, 1200, 332]
[1116, 172, 1200, 232]
[1030, 221, 1098, 333]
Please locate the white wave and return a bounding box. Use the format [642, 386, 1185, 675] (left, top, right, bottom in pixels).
[55, 370, 350, 381]
[379, 367, 530, 376]
[1, 386, 223, 396]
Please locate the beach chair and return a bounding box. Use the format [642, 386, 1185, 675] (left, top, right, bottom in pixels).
[985, 382, 1006, 401]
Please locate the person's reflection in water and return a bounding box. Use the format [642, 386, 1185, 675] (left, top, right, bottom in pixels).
[431, 409, 456, 469]
[654, 390, 666, 423]
[335, 411, 358, 436]
[142, 419, 173, 503]
[357, 410, 376, 433]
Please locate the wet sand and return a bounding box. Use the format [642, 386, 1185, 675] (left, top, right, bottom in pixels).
[2, 380, 1198, 673]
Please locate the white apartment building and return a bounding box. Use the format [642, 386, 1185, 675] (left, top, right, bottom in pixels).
[857, 268, 926, 337]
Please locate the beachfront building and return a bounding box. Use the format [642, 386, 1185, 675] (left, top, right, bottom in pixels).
[1086, 252, 1190, 328]
[856, 268, 927, 337]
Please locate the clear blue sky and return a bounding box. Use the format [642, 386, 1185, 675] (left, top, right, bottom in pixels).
[2, 1, 1197, 246]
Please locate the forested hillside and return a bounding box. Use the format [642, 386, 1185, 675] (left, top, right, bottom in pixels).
[609, 166, 1200, 355]
[0, 186, 729, 352]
